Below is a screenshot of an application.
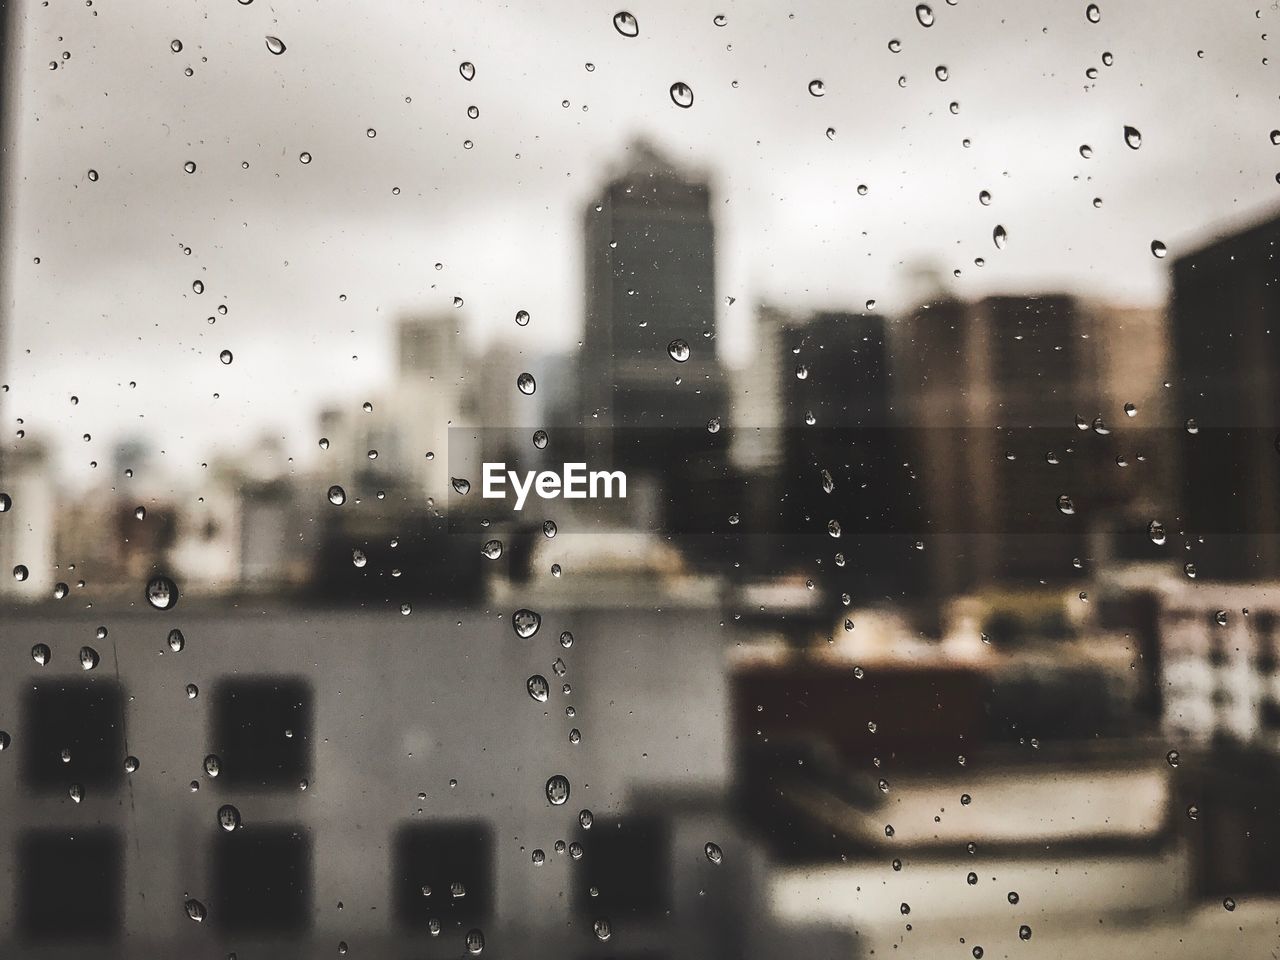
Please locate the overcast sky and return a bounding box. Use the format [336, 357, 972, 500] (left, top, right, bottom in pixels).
[3, 0, 1279, 484]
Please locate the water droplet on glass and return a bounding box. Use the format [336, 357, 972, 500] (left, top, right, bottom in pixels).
[218, 804, 241, 831]
[915, 4, 934, 26]
[1085, 3, 1100, 22]
[545, 774, 571, 805]
[559, 630, 574, 648]
[515, 309, 530, 326]
[543, 519, 558, 539]
[1056, 494, 1076, 516]
[513, 608, 542, 638]
[185, 899, 206, 923]
[670, 82, 694, 108]
[69, 783, 83, 803]
[1166, 749, 1180, 767]
[203, 754, 221, 777]
[668, 339, 691, 362]
[613, 11, 639, 37]
[808, 79, 825, 97]
[1148, 520, 1166, 545]
[704, 841, 723, 864]
[184, 160, 197, 174]
[170, 39, 183, 53]
[593, 918, 612, 942]
[79, 646, 99, 671]
[146, 575, 180, 610]
[452, 477, 471, 495]
[300, 152, 312, 164]
[1123, 125, 1142, 149]
[993, 225, 1007, 249]
[32, 643, 50, 665]
[482, 540, 503, 560]
[186, 683, 199, 700]
[1151, 240, 1167, 258]
[124, 755, 138, 772]
[1223, 897, 1236, 912]
[327, 484, 346, 505]
[517, 372, 537, 395]
[527, 675, 549, 702]
[219, 349, 233, 365]
[532, 429, 549, 448]
[265, 36, 286, 55]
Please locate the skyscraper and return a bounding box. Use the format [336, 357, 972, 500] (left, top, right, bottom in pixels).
[580, 138, 728, 527]
[1170, 208, 1280, 580]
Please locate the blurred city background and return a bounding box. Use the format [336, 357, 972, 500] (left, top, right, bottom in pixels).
[2, 0, 1280, 957]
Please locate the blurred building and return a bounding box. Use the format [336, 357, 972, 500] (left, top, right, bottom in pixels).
[580, 139, 730, 532]
[894, 294, 1101, 595]
[1170, 208, 1280, 580]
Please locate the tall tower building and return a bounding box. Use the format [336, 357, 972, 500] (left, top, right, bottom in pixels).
[580, 139, 728, 528]
[1170, 208, 1280, 581]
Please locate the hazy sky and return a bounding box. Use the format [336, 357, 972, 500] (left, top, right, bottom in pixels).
[4, 0, 1279, 483]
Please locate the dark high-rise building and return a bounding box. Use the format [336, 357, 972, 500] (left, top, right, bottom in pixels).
[580, 138, 729, 529]
[895, 294, 1100, 594]
[1170, 209, 1280, 580]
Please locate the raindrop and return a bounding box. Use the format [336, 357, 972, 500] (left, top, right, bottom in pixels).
[145, 575, 180, 610]
[993, 225, 1007, 249]
[517, 372, 537, 395]
[543, 519, 558, 538]
[533, 429, 549, 448]
[186, 683, 199, 699]
[512, 608, 542, 638]
[705, 841, 723, 863]
[87, 169, 99, 182]
[124, 755, 138, 772]
[808, 79, 825, 97]
[593, 919, 612, 942]
[185, 899, 207, 923]
[218, 804, 241, 831]
[668, 339, 691, 362]
[527, 675, 550, 702]
[515, 309, 530, 326]
[579, 809, 594, 828]
[559, 630, 574, 648]
[32, 643, 50, 665]
[1080, 144, 1093, 158]
[545, 774, 571, 805]
[69, 783, 83, 803]
[1123, 125, 1142, 149]
[669, 82, 694, 108]
[1151, 240, 1167, 258]
[1166, 749, 1180, 767]
[327, 485, 346, 505]
[979, 190, 991, 205]
[300, 152, 312, 164]
[13, 564, 28, 581]
[170, 39, 183, 53]
[796, 364, 810, 380]
[1056, 495, 1075, 516]
[707, 417, 721, 433]
[714, 13, 727, 25]
[0, 492, 9, 512]
[1086, 3, 1100, 22]
[1223, 897, 1236, 912]
[1008, 891, 1020, 904]
[184, 161, 197, 174]
[219, 349, 233, 365]
[1148, 520, 1166, 545]
[459, 61, 475, 80]
[79, 646, 99, 671]
[203, 754, 221, 777]
[532, 849, 546, 865]
[452, 477, 471, 495]
[915, 4, 934, 26]
[482, 540, 504, 560]
[935, 65, 949, 81]
[825, 127, 836, 141]
[613, 11, 639, 37]
[265, 36, 286, 55]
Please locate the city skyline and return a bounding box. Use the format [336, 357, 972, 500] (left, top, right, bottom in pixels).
[5, 0, 1280, 482]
